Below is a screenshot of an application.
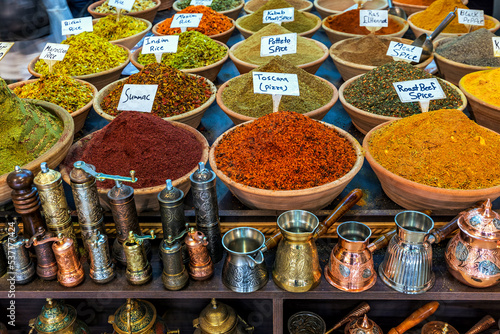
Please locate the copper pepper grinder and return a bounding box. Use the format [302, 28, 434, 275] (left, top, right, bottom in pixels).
[26, 227, 58, 280]
[160, 231, 189, 290]
[185, 227, 213, 280]
[123, 230, 156, 285]
[46, 233, 85, 287]
[85, 230, 115, 284]
[7, 166, 47, 238]
[190, 162, 223, 263]
[1, 218, 35, 284]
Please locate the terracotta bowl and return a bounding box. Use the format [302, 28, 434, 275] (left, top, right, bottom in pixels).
[322, 14, 409, 45]
[8, 79, 97, 133]
[235, 12, 322, 39]
[130, 41, 229, 82]
[314, 0, 387, 19]
[88, 0, 160, 23]
[459, 72, 500, 134]
[216, 76, 338, 125]
[209, 121, 364, 210]
[338, 74, 468, 134]
[173, 0, 244, 20]
[0, 100, 74, 206]
[93, 75, 217, 128]
[228, 38, 328, 75]
[363, 121, 500, 210]
[27, 45, 130, 91]
[392, 0, 468, 16]
[407, 13, 500, 40]
[91, 17, 152, 50]
[158, 0, 175, 11]
[59, 121, 209, 212]
[152, 18, 235, 44]
[244, 0, 312, 14]
[330, 37, 435, 81]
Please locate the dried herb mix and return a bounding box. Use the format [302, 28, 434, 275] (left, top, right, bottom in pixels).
[177, 0, 241, 12]
[222, 57, 332, 117]
[343, 61, 463, 117]
[214, 111, 357, 190]
[94, 0, 156, 13]
[93, 15, 148, 41]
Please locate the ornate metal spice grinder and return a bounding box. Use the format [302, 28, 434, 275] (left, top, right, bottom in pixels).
[190, 162, 223, 263]
[26, 227, 58, 280]
[49, 233, 85, 287]
[29, 298, 90, 334]
[193, 298, 254, 334]
[185, 227, 213, 280]
[0, 229, 8, 277]
[344, 315, 383, 334]
[123, 231, 156, 285]
[85, 230, 115, 284]
[160, 233, 189, 290]
[1, 218, 35, 284]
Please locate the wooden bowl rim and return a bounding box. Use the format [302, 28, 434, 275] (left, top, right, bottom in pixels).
[235, 11, 321, 36]
[322, 13, 409, 38]
[244, 0, 312, 14]
[91, 17, 152, 44]
[363, 120, 500, 195]
[433, 37, 499, 71]
[407, 12, 500, 36]
[59, 120, 209, 195]
[209, 120, 364, 197]
[459, 71, 500, 112]
[93, 74, 217, 122]
[314, 0, 387, 15]
[88, 0, 161, 16]
[173, 0, 244, 15]
[152, 18, 236, 38]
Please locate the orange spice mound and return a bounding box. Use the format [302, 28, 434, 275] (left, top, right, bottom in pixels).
[324, 9, 403, 35]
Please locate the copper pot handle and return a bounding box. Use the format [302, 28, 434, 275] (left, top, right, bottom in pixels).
[367, 229, 396, 253]
[465, 315, 496, 334]
[388, 301, 440, 334]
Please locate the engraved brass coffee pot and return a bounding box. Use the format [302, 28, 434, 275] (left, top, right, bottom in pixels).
[29, 298, 90, 334]
[193, 298, 254, 334]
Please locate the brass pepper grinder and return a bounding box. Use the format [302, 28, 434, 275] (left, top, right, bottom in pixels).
[28, 298, 90, 334]
[26, 227, 58, 280]
[7, 166, 47, 238]
[108, 179, 150, 265]
[46, 233, 85, 287]
[85, 230, 115, 284]
[158, 179, 189, 263]
[190, 162, 223, 263]
[123, 230, 156, 285]
[34, 162, 77, 248]
[345, 315, 383, 334]
[193, 298, 254, 334]
[185, 227, 213, 280]
[160, 232, 189, 290]
[1, 218, 35, 284]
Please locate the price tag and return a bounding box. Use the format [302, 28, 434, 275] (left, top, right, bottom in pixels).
[0, 42, 14, 61]
[40, 43, 70, 61]
[190, 0, 213, 5]
[171, 13, 203, 32]
[253, 72, 299, 113]
[263, 8, 294, 25]
[393, 78, 445, 112]
[117, 84, 158, 112]
[493, 37, 500, 57]
[457, 9, 484, 26]
[359, 10, 388, 27]
[386, 41, 423, 63]
[61, 17, 93, 36]
[260, 33, 297, 57]
[109, 0, 135, 11]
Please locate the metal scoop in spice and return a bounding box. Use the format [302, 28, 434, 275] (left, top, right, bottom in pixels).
[387, 0, 407, 20]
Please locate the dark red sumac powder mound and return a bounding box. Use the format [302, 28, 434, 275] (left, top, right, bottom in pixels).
[81, 111, 203, 188]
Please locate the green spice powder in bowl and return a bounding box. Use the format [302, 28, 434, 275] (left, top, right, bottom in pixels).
[174, 0, 244, 20]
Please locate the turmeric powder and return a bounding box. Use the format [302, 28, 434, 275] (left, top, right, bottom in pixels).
[461, 68, 500, 107]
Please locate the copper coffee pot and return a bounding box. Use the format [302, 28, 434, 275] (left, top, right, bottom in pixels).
[29, 298, 90, 334]
[193, 298, 254, 334]
[26, 227, 58, 280]
[123, 230, 156, 285]
[185, 228, 214, 280]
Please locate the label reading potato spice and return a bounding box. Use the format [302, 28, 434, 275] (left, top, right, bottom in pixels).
[118, 84, 158, 112]
[260, 33, 297, 57]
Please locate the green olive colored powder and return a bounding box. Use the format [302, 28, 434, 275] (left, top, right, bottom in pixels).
[137, 31, 227, 69]
[233, 23, 323, 66]
[221, 57, 332, 117]
[93, 15, 148, 41]
[177, 0, 241, 11]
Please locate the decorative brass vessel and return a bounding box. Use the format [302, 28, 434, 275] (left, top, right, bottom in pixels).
[345, 315, 382, 334]
[193, 299, 254, 334]
[29, 298, 90, 334]
[123, 231, 156, 285]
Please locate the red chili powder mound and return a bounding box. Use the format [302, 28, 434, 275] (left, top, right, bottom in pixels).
[80, 111, 203, 188]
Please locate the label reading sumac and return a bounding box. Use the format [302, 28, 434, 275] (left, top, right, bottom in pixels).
[117, 84, 159, 112]
[252, 72, 299, 96]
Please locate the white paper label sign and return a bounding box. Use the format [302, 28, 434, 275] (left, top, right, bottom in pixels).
[359, 10, 388, 27]
[0, 42, 14, 61]
[493, 37, 500, 57]
[40, 43, 70, 61]
[263, 7, 295, 24]
[260, 33, 297, 57]
[109, 0, 135, 11]
[61, 17, 93, 35]
[386, 41, 423, 63]
[457, 9, 484, 26]
[393, 78, 445, 103]
[142, 36, 179, 54]
[190, 0, 213, 5]
[253, 72, 299, 96]
[171, 13, 203, 28]
[118, 85, 158, 112]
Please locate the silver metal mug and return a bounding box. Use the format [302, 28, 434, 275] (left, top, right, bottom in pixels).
[222, 227, 268, 293]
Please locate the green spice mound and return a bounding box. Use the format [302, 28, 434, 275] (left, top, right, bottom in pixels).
[177, 0, 241, 11]
[436, 29, 500, 67]
[222, 57, 332, 118]
[33, 32, 129, 76]
[343, 61, 463, 117]
[101, 63, 213, 118]
[0, 78, 63, 175]
[13, 74, 94, 113]
[94, 0, 156, 13]
[369, 109, 500, 190]
[93, 15, 148, 41]
[138, 31, 227, 69]
[233, 23, 324, 66]
[239, 0, 317, 33]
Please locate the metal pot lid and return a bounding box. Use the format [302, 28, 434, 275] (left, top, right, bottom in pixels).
[112, 299, 156, 334]
[69, 162, 95, 184]
[108, 181, 134, 201]
[158, 179, 184, 204]
[458, 199, 500, 240]
[32, 299, 76, 334]
[198, 299, 238, 334]
[34, 163, 60, 188]
[190, 162, 215, 183]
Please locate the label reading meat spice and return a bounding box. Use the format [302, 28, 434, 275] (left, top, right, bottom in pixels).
[171, 13, 203, 32]
[117, 84, 159, 112]
[493, 37, 500, 57]
[260, 33, 297, 57]
[0, 42, 14, 61]
[61, 17, 93, 35]
[457, 9, 484, 26]
[109, 0, 135, 11]
[263, 8, 294, 25]
[359, 10, 388, 27]
[143, 36, 179, 54]
[40, 43, 70, 61]
[386, 41, 423, 63]
[191, 0, 213, 5]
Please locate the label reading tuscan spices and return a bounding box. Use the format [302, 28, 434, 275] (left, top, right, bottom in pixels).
[143, 36, 179, 54]
[117, 84, 158, 112]
[40, 43, 70, 61]
[0, 42, 14, 61]
[359, 10, 388, 27]
[61, 17, 93, 35]
[171, 13, 203, 32]
[493, 37, 500, 57]
[386, 41, 423, 63]
[263, 8, 295, 25]
[260, 33, 297, 57]
[252, 72, 299, 95]
[109, 0, 135, 11]
[457, 9, 484, 26]
[191, 0, 213, 5]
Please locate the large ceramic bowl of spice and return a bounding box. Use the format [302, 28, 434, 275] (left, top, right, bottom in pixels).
[130, 31, 228, 82]
[330, 35, 434, 81]
[217, 57, 338, 125]
[322, 10, 409, 44]
[244, 0, 312, 14]
[229, 23, 328, 75]
[392, 0, 467, 16]
[235, 0, 321, 38]
[314, 0, 387, 19]
[209, 111, 364, 210]
[433, 29, 500, 86]
[174, 0, 244, 20]
[94, 63, 216, 128]
[88, 0, 160, 23]
[0, 79, 75, 205]
[59, 111, 209, 212]
[338, 61, 467, 134]
[28, 32, 130, 90]
[153, 6, 235, 44]
[92, 15, 152, 50]
[363, 109, 500, 210]
[8, 75, 97, 133]
[460, 68, 500, 134]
